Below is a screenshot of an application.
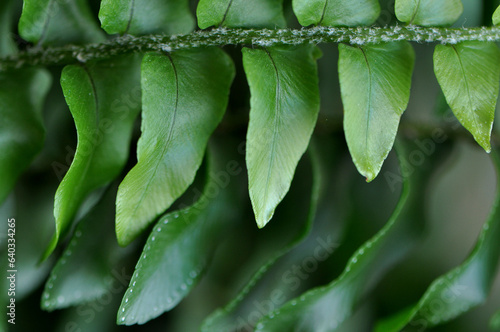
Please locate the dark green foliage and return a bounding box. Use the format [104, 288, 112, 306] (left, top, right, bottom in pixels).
[1, 1, 500, 331]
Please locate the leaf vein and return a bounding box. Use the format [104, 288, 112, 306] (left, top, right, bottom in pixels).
[129, 55, 179, 222]
[262, 48, 281, 219]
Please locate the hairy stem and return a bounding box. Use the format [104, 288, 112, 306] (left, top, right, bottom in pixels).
[2, 26, 500, 71]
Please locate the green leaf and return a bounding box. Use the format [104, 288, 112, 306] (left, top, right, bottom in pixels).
[375, 148, 500, 332]
[116, 48, 235, 246]
[6, 181, 55, 301]
[434, 41, 500, 152]
[117, 150, 236, 325]
[493, 5, 500, 26]
[201, 141, 327, 331]
[0, 68, 51, 204]
[243, 45, 321, 228]
[395, 0, 463, 26]
[255, 139, 446, 332]
[339, 42, 415, 182]
[42, 54, 142, 261]
[491, 310, 500, 330]
[99, 0, 194, 36]
[19, 0, 104, 46]
[42, 185, 130, 311]
[292, 0, 380, 27]
[197, 0, 286, 29]
[0, 0, 16, 57]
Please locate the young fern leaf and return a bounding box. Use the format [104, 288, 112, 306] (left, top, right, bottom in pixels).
[292, 0, 380, 27]
[434, 41, 500, 153]
[42, 54, 142, 261]
[376, 148, 500, 332]
[19, 0, 104, 46]
[115, 48, 235, 246]
[117, 149, 236, 326]
[99, 0, 194, 36]
[339, 42, 415, 182]
[0, 0, 16, 57]
[255, 139, 445, 332]
[201, 141, 326, 331]
[197, 0, 285, 29]
[0, 69, 51, 204]
[243, 45, 321, 228]
[395, 0, 463, 26]
[41, 185, 128, 311]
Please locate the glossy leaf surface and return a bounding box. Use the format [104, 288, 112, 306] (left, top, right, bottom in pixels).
[116, 48, 235, 246]
[293, 0, 380, 27]
[43, 54, 142, 261]
[19, 0, 104, 45]
[494, 5, 500, 26]
[434, 41, 500, 152]
[99, 0, 194, 35]
[395, 0, 463, 26]
[117, 151, 236, 325]
[243, 45, 321, 228]
[339, 42, 415, 181]
[197, 0, 285, 29]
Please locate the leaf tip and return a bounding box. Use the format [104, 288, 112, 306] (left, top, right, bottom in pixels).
[255, 208, 275, 229]
[476, 136, 492, 153]
[39, 234, 58, 264]
[361, 168, 378, 183]
[115, 227, 132, 247]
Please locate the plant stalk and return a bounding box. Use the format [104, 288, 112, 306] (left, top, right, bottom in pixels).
[2, 26, 500, 71]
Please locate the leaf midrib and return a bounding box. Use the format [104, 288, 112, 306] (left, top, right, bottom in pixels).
[69, 65, 100, 194]
[129, 55, 179, 223]
[57, 65, 100, 232]
[220, 0, 234, 27]
[410, 0, 421, 25]
[38, 0, 55, 46]
[261, 48, 281, 221]
[125, 0, 136, 34]
[451, 45, 480, 133]
[360, 47, 373, 161]
[319, 0, 329, 26]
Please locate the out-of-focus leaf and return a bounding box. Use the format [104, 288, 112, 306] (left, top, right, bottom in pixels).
[255, 139, 444, 332]
[243, 45, 321, 228]
[395, 0, 463, 26]
[116, 48, 235, 246]
[201, 140, 330, 331]
[434, 41, 500, 152]
[42, 185, 131, 311]
[42, 54, 142, 261]
[0, 0, 16, 56]
[197, 0, 285, 29]
[55, 297, 119, 332]
[375, 148, 500, 332]
[0, 68, 51, 204]
[14, 180, 55, 300]
[491, 310, 500, 330]
[18, 0, 104, 46]
[292, 0, 380, 27]
[99, 0, 194, 35]
[117, 150, 237, 325]
[339, 42, 415, 182]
